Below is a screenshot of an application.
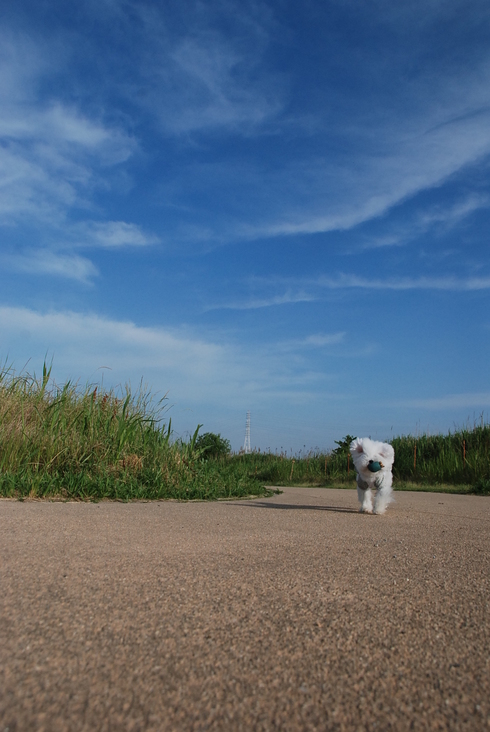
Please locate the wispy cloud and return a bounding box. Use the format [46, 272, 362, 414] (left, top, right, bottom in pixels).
[0, 305, 235, 393]
[0, 33, 160, 282]
[5, 250, 98, 283]
[417, 193, 489, 229]
[276, 333, 346, 350]
[0, 32, 135, 229]
[153, 36, 490, 248]
[163, 36, 283, 134]
[300, 333, 346, 347]
[209, 291, 316, 311]
[316, 274, 490, 291]
[244, 110, 490, 240]
[154, 100, 490, 247]
[210, 273, 490, 313]
[124, 0, 285, 136]
[0, 101, 130, 155]
[72, 221, 159, 249]
[4, 2, 490, 257]
[357, 193, 490, 251]
[1, 220, 156, 283]
[0, 305, 337, 408]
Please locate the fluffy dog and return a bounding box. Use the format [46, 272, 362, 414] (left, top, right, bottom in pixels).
[350, 437, 395, 515]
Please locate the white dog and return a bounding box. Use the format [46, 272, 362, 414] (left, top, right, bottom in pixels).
[350, 437, 395, 515]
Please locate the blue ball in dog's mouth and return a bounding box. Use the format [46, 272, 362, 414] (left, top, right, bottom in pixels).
[368, 461, 382, 472]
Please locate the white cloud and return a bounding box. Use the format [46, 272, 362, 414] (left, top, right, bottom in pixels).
[162, 36, 282, 134]
[210, 273, 490, 312]
[124, 0, 284, 136]
[357, 194, 490, 251]
[72, 221, 159, 249]
[0, 305, 230, 391]
[166, 45, 490, 247]
[417, 194, 489, 229]
[301, 333, 346, 347]
[272, 333, 346, 350]
[209, 291, 316, 311]
[0, 143, 77, 223]
[0, 33, 154, 282]
[0, 306, 335, 411]
[316, 274, 490, 291]
[0, 33, 136, 228]
[159, 103, 490, 247]
[5, 250, 98, 283]
[0, 220, 157, 283]
[248, 111, 490, 239]
[0, 102, 127, 154]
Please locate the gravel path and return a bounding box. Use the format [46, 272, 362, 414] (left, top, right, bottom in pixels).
[1, 487, 489, 731]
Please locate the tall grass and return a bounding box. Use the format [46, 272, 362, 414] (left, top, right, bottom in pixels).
[0, 363, 267, 500]
[2, 361, 488, 499]
[391, 425, 490, 485]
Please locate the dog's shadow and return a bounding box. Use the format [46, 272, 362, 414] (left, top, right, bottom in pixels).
[235, 501, 359, 514]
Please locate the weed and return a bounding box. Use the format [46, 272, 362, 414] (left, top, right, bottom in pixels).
[471, 477, 490, 495]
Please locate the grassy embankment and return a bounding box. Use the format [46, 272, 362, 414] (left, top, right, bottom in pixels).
[1, 363, 488, 500]
[0, 364, 268, 501]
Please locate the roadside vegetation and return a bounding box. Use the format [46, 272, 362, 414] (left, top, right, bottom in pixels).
[0, 363, 267, 501]
[236, 426, 490, 495]
[1, 362, 488, 500]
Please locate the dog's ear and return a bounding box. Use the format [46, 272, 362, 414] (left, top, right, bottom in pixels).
[350, 439, 363, 454]
[379, 444, 394, 460]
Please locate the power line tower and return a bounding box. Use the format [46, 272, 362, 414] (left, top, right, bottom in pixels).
[243, 411, 251, 454]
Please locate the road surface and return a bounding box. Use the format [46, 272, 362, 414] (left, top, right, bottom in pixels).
[1, 487, 489, 731]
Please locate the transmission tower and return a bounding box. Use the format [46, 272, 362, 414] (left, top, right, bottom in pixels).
[243, 411, 251, 454]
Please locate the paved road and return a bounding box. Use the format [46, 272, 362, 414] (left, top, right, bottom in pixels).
[1, 488, 489, 731]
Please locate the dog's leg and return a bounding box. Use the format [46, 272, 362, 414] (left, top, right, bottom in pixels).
[357, 483, 373, 514]
[373, 475, 393, 515]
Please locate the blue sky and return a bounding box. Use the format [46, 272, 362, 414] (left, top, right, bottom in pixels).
[1, 0, 490, 452]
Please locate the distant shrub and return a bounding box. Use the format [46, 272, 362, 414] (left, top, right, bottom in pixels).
[195, 432, 231, 460]
[332, 435, 357, 456]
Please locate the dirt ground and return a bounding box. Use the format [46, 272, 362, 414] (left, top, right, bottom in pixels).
[1, 487, 489, 731]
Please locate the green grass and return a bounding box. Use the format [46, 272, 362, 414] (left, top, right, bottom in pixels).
[0, 362, 270, 501]
[391, 427, 490, 486]
[1, 361, 488, 500]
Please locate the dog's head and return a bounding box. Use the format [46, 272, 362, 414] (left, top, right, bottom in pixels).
[349, 437, 395, 474]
